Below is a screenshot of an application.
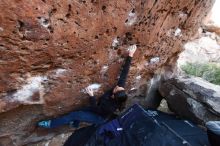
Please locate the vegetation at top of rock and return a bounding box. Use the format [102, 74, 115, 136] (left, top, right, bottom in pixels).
[181, 62, 220, 85]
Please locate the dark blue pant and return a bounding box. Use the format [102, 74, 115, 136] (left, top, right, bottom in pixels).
[50, 111, 105, 128]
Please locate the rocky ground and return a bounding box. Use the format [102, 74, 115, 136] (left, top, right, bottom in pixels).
[29, 132, 72, 146]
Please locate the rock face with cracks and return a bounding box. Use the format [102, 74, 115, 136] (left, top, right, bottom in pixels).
[0, 0, 214, 145]
[159, 76, 220, 124]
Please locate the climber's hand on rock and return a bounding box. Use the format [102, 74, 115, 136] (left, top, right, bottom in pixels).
[128, 44, 137, 57]
[85, 87, 94, 96]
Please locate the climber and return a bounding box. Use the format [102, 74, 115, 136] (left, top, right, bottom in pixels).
[37, 45, 137, 128]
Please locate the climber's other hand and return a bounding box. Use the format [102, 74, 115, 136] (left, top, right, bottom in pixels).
[85, 87, 94, 96]
[128, 44, 137, 57]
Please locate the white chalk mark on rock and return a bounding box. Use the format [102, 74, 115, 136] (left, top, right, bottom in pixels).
[178, 12, 188, 19]
[166, 29, 173, 37]
[167, 28, 182, 37]
[150, 57, 160, 64]
[55, 68, 67, 77]
[112, 38, 119, 47]
[12, 76, 48, 103]
[136, 75, 141, 80]
[174, 28, 182, 37]
[101, 66, 108, 72]
[100, 65, 109, 75]
[37, 17, 50, 28]
[125, 10, 137, 26]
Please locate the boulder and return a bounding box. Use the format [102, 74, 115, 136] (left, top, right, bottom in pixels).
[203, 0, 220, 35]
[0, 0, 214, 145]
[159, 76, 220, 124]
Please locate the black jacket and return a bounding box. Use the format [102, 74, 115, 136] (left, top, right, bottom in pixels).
[83, 56, 132, 118]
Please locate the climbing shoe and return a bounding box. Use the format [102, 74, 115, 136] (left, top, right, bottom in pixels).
[38, 120, 51, 128]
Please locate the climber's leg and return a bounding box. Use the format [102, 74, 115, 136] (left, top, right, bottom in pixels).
[69, 120, 80, 128]
[38, 111, 105, 128]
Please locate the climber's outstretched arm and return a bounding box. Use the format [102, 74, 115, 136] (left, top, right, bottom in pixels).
[117, 56, 132, 88]
[117, 45, 137, 88]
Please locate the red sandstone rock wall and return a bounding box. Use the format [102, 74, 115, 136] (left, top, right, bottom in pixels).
[0, 0, 214, 145]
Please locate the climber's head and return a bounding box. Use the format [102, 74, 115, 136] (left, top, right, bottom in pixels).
[113, 86, 128, 111]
